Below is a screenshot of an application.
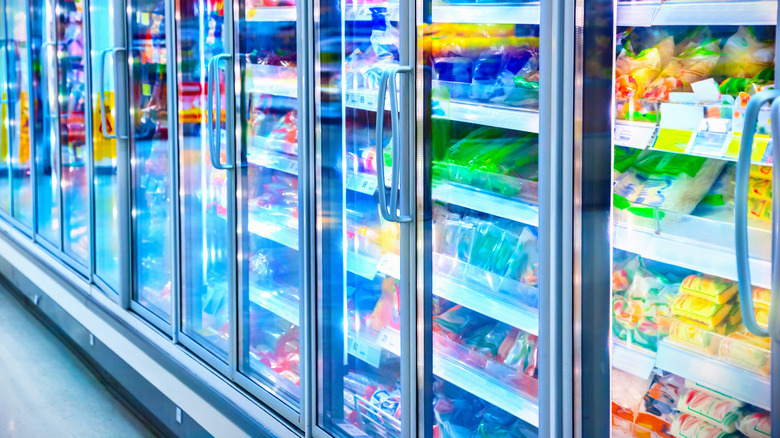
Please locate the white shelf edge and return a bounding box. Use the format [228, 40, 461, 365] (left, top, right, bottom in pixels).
[434, 274, 538, 335]
[436, 100, 540, 133]
[347, 330, 539, 427]
[431, 4, 540, 24]
[656, 340, 771, 410]
[246, 7, 297, 22]
[614, 222, 771, 288]
[617, 1, 778, 26]
[248, 286, 300, 326]
[612, 342, 656, 380]
[433, 184, 539, 227]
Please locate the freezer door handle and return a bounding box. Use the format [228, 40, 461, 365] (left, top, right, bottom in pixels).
[770, 98, 780, 344]
[207, 53, 233, 170]
[98, 48, 127, 140]
[734, 89, 780, 337]
[375, 65, 412, 223]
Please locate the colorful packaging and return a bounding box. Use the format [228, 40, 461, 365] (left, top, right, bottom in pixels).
[714, 26, 775, 79]
[668, 317, 719, 354]
[677, 389, 742, 433]
[738, 411, 771, 438]
[671, 413, 737, 438]
[643, 372, 685, 421]
[671, 294, 736, 329]
[719, 332, 771, 375]
[642, 40, 723, 102]
[679, 275, 738, 304]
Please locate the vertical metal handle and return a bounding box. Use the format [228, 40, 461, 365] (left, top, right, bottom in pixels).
[769, 98, 780, 343]
[375, 65, 412, 223]
[98, 47, 127, 140]
[735, 89, 780, 337]
[99, 47, 127, 140]
[207, 53, 233, 170]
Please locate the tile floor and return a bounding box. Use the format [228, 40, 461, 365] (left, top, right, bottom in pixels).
[0, 284, 156, 437]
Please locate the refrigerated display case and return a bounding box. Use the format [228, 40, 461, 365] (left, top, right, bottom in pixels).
[129, 0, 173, 324]
[175, 0, 234, 361]
[235, 0, 305, 414]
[606, 2, 779, 437]
[4, 0, 33, 230]
[56, 0, 89, 267]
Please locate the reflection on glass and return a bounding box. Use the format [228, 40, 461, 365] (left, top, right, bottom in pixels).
[7, 2, 33, 227]
[237, 2, 302, 406]
[31, 0, 60, 246]
[90, 0, 120, 290]
[131, 0, 172, 322]
[56, 0, 88, 265]
[176, 0, 230, 358]
[316, 2, 405, 435]
[0, 2, 10, 216]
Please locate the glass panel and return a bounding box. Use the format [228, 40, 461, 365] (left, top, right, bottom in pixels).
[609, 6, 776, 437]
[316, 2, 405, 436]
[7, 1, 32, 227]
[421, 4, 542, 436]
[56, 0, 88, 265]
[236, 2, 301, 406]
[90, 0, 120, 290]
[31, 0, 60, 246]
[176, 0, 230, 359]
[130, 0, 172, 322]
[0, 0, 10, 216]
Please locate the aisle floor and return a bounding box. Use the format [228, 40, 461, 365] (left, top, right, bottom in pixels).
[0, 284, 156, 438]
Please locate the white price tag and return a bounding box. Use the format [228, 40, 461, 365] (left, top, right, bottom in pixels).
[347, 336, 382, 368]
[356, 6, 371, 18]
[614, 123, 654, 149]
[377, 253, 400, 279]
[377, 328, 401, 356]
[347, 175, 378, 195]
[366, 94, 377, 111]
[285, 159, 298, 174]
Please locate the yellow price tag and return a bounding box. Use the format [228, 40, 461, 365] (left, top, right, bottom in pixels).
[654, 129, 692, 153]
[725, 134, 770, 162]
[142, 83, 151, 96]
[140, 12, 150, 26]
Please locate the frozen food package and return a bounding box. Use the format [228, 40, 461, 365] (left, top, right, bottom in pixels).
[671, 413, 737, 438]
[504, 227, 538, 286]
[501, 332, 538, 377]
[642, 40, 723, 102]
[612, 253, 640, 293]
[684, 380, 744, 407]
[714, 26, 775, 79]
[719, 332, 771, 375]
[613, 150, 726, 215]
[677, 389, 742, 433]
[611, 368, 654, 415]
[738, 410, 771, 438]
[615, 37, 674, 101]
[679, 274, 738, 304]
[671, 293, 736, 329]
[668, 317, 719, 354]
[642, 372, 685, 421]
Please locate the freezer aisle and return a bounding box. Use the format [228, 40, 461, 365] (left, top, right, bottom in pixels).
[608, 2, 779, 437]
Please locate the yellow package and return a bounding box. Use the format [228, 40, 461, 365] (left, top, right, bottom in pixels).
[752, 287, 771, 311]
[671, 294, 735, 329]
[679, 274, 737, 304]
[669, 317, 719, 355]
[748, 178, 772, 201]
[750, 164, 772, 180]
[719, 332, 771, 375]
[755, 308, 768, 329]
[747, 197, 771, 222]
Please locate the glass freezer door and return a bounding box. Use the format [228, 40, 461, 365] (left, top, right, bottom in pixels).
[89, 0, 126, 293]
[419, 2, 542, 436]
[314, 0, 412, 435]
[129, 0, 173, 324]
[235, 0, 303, 415]
[175, 0, 234, 362]
[607, 2, 779, 437]
[5, 0, 33, 230]
[0, 0, 11, 217]
[31, 0, 61, 248]
[55, 0, 88, 268]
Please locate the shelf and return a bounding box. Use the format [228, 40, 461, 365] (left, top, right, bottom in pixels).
[345, 2, 540, 24]
[216, 210, 300, 251]
[245, 7, 297, 22]
[433, 258, 538, 335]
[614, 120, 774, 167]
[656, 340, 771, 410]
[617, 0, 777, 26]
[347, 86, 540, 134]
[433, 183, 539, 227]
[347, 329, 539, 427]
[247, 141, 299, 175]
[248, 283, 300, 326]
[614, 219, 771, 288]
[433, 351, 539, 427]
[435, 100, 539, 133]
[251, 72, 298, 98]
[612, 342, 656, 380]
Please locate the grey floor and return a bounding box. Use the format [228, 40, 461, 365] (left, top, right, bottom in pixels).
[0, 285, 156, 438]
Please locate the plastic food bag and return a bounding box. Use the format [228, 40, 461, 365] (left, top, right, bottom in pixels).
[615, 37, 674, 101]
[671, 414, 737, 438]
[677, 389, 742, 433]
[715, 26, 775, 79]
[738, 410, 771, 438]
[642, 40, 723, 102]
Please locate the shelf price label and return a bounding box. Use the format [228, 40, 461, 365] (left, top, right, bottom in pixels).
[348, 335, 382, 368]
[346, 174, 378, 195]
[377, 328, 401, 356]
[614, 123, 655, 149]
[377, 253, 400, 279]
